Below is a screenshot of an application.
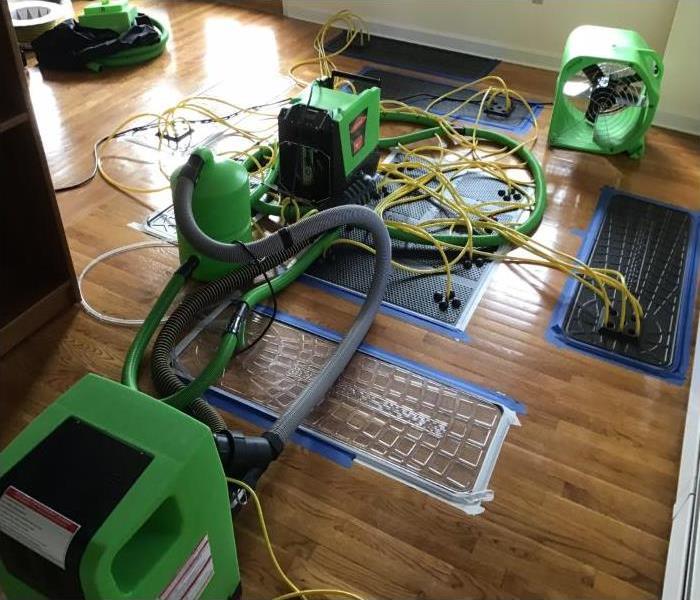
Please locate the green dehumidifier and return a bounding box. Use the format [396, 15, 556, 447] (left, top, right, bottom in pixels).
[0, 375, 241, 599]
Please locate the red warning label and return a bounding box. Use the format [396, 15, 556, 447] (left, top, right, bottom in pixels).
[349, 110, 368, 155]
[159, 536, 214, 600]
[0, 486, 80, 569]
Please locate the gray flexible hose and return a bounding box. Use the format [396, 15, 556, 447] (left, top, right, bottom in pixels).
[173, 174, 391, 443]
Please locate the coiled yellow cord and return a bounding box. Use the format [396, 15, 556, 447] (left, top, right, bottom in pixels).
[289, 10, 368, 87]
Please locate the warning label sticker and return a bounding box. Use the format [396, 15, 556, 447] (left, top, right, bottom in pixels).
[0, 486, 80, 569]
[159, 536, 214, 600]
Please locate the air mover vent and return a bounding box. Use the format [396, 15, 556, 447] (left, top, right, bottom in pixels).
[549, 26, 663, 158]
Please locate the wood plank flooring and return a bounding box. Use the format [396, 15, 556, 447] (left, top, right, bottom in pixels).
[2, 2, 699, 598]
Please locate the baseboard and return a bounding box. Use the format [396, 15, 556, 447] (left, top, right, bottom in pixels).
[653, 110, 700, 137]
[662, 319, 700, 600]
[283, 5, 561, 72]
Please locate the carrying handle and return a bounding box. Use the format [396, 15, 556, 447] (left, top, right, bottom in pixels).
[331, 69, 381, 88]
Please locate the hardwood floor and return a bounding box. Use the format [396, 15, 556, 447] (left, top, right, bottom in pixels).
[2, 2, 699, 598]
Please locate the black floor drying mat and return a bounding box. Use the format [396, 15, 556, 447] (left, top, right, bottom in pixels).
[359, 67, 543, 134]
[551, 187, 699, 381]
[325, 32, 498, 81]
[304, 229, 494, 332]
[302, 155, 524, 336]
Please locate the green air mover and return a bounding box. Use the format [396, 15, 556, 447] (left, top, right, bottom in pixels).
[548, 25, 663, 159]
[0, 375, 241, 600]
[277, 70, 381, 209]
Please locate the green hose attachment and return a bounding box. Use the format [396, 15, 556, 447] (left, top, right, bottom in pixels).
[86, 16, 170, 72]
[122, 264, 187, 390]
[237, 231, 340, 348]
[122, 233, 339, 412]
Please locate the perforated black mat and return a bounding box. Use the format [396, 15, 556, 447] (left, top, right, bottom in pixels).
[304, 155, 523, 330]
[325, 33, 498, 81]
[560, 190, 697, 372]
[360, 67, 543, 134]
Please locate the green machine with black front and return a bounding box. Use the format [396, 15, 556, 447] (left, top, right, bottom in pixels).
[0, 376, 240, 599]
[277, 70, 381, 209]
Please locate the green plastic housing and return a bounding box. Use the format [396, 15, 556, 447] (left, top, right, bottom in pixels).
[0, 374, 239, 600]
[79, 0, 137, 33]
[548, 25, 663, 159]
[297, 84, 380, 177]
[171, 147, 252, 282]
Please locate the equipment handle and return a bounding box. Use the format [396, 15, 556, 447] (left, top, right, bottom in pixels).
[331, 69, 380, 88]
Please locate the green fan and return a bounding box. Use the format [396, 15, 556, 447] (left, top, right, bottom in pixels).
[548, 25, 663, 159]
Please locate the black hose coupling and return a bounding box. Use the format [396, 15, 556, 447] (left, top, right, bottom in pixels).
[175, 255, 200, 279]
[214, 429, 285, 481]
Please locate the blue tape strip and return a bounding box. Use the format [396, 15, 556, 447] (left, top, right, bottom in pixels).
[358, 66, 544, 135]
[548, 186, 700, 384]
[253, 304, 526, 415]
[299, 273, 470, 342]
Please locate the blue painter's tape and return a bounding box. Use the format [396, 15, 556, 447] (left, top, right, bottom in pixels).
[253, 304, 526, 415]
[548, 186, 700, 384]
[298, 273, 470, 342]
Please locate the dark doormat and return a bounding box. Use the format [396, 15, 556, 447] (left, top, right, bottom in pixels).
[325, 31, 499, 81]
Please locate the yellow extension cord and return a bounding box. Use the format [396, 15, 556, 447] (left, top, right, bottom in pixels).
[227, 478, 365, 600]
[92, 9, 643, 334]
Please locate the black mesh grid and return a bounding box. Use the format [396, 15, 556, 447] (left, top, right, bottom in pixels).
[306, 155, 518, 326]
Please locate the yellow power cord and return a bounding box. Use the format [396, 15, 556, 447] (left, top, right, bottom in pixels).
[289, 10, 368, 87]
[96, 96, 282, 197]
[90, 7, 644, 330]
[227, 478, 365, 600]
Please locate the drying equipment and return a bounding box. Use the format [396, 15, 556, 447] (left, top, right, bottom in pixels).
[0, 375, 240, 599]
[31, 0, 169, 72]
[0, 146, 392, 599]
[0, 93, 549, 599]
[78, 0, 137, 32]
[548, 25, 663, 159]
[171, 148, 252, 282]
[278, 71, 381, 208]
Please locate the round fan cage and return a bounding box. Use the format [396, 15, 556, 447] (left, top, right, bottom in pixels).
[561, 61, 648, 148]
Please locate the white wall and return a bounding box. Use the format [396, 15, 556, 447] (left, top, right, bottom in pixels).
[283, 0, 679, 71]
[655, 0, 700, 135]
